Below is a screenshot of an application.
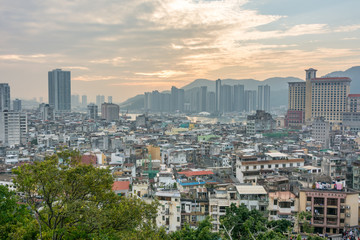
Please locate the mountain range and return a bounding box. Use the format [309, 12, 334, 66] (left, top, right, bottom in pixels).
[119, 66, 360, 111]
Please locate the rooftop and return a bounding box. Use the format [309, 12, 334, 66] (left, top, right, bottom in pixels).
[112, 181, 130, 191]
[236, 185, 267, 195]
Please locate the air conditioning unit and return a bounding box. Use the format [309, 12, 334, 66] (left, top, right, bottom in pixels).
[346, 213, 351, 217]
[346, 206, 351, 209]
[341, 205, 345, 209]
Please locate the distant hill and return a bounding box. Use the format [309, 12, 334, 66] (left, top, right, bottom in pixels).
[324, 66, 360, 93]
[119, 66, 360, 110]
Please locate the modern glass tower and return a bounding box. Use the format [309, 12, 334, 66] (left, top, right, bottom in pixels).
[48, 69, 71, 112]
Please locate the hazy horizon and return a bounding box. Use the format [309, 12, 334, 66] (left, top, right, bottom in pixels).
[1, 0, 360, 102]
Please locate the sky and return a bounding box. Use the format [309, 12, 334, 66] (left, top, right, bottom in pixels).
[1, 0, 360, 103]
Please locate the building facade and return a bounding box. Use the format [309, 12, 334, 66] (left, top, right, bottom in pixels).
[0, 111, 27, 146]
[0, 83, 10, 112]
[48, 69, 71, 112]
[101, 103, 119, 122]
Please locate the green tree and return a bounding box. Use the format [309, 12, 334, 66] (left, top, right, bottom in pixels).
[220, 203, 292, 240]
[296, 211, 314, 234]
[13, 150, 163, 240]
[0, 185, 37, 240]
[170, 217, 219, 240]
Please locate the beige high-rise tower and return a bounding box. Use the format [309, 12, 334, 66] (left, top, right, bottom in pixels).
[304, 68, 317, 122]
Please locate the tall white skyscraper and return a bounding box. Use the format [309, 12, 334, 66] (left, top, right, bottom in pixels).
[48, 69, 71, 112]
[0, 83, 10, 112]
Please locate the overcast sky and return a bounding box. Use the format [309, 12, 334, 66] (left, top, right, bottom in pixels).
[1, 0, 360, 102]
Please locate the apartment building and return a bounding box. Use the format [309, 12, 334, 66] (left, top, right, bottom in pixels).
[299, 188, 359, 235]
[155, 190, 181, 232]
[236, 152, 304, 183]
[268, 191, 298, 222]
[209, 185, 239, 231]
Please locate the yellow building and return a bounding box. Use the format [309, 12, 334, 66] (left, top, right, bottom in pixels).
[299, 188, 359, 235]
[288, 68, 351, 125]
[147, 145, 161, 161]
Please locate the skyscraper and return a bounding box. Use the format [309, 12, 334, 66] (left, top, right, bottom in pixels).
[199, 86, 207, 112]
[87, 103, 98, 120]
[71, 94, 80, 108]
[233, 84, 245, 112]
[215, 79, 221, 113]
[286, 68, 351, 125]
[82, 95, 87, 108]
[101, 103, 119, 121]
[257, 85, 270, 112]
[0, 83, 10, 112]
[96, 95, 105, 108]
[48, 69, 71, 112]
[13, 99, 22, 112]
[170, 86, 184, 112]
[108, 96, 113, 104]
[245, 90, 256, 112]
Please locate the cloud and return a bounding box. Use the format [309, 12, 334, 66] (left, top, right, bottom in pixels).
[73, 75, 118, 81]
[0, 54, 57, 62]
[335, 24, 360, 33]
[135, 70, 187, 78]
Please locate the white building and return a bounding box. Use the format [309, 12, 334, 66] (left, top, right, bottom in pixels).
[0, 111, 27, 147]
[236, 152, 304, 183]
[155, 191, 181, 232]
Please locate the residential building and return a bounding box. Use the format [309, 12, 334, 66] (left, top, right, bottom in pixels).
[258, 85, 270, 112]
[39, 103, 54, 121]
[0, 83, 10, 111]
[48, 69, 71, 112]
[245, 90, 256, 112]
[299, 188, 359, 235]
[311, 117, 330, 148]
[12, 98, 21, 112]
[81, 95, 87, 108]
[155, 190, 181, 232]
[101, 103, 119, 122]
[268, 191, 298, 222]
[215, 79, 221, 113]
[236, 152, 304, 183]
[347, 94, 360, 112]
[246, 110, 275, 135]
[87, 103, 98, 120]
[0, 111, 27, 147]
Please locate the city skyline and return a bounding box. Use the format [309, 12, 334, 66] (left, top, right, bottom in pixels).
[1, 0, 360, 102]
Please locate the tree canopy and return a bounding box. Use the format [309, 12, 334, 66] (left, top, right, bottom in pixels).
[12, 150, 163, 240]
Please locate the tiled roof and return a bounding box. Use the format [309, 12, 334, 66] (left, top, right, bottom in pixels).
[177, 170, 214, 177]
[349, 94, 360, 97]
[112, 181, 130, 191]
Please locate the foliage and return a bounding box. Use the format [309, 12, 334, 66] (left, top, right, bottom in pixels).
[170, 217, 220, 240]
[297, 211, 314, 234]
[0, 185, 37, 240]
[13, 150, 163, 240]
[220, 203, 292, 240]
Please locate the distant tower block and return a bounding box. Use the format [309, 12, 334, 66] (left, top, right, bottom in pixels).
[305, 68, 317, 122]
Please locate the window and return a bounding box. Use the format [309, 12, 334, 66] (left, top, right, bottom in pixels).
[340, 199, 345, 203]
[307, 197, 311, 201]
[274, 199, 278, 205]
